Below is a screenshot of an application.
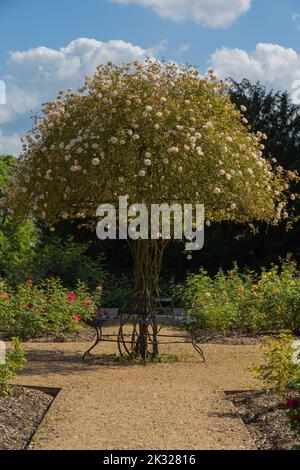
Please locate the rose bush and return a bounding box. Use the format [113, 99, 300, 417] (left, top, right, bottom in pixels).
[7, 61, 297, 227]
[175, 261, 300, 335]
[286, 398, 300, 433]
[253, 332, 299, 395]
[252, 332, 300, 440]
[0, 278, 97, 340]
[287, 370, 300, 437]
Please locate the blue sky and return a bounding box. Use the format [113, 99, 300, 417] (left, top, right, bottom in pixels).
[1, 0, 300, 154]
[0, 0, 299, 68]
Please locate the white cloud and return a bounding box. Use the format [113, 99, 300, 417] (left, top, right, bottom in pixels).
[0, 80, 6, 105]
[111, 0, 252, 28]
[176, 43, 190, 54]
[292, 13, 300, 30]
[210, 43, 300, 91]
[0, 38, 148, 155]
[8, 38, 147, 96]
[147, 39, 168, 56]
[0, 131, 22, 156]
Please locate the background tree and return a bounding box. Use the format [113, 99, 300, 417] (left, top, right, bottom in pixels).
[185, 80, 300, 276]
[7, 62, 296, 358]
[229, 79, 300, 172]
[0, 155, 39, 283]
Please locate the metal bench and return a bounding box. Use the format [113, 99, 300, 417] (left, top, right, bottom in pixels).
[82, 296, 206, 363]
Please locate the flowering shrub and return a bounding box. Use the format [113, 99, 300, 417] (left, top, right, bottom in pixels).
[253, 333, 300, 437]
[6, 60, 297, 231]
[175, 262, 300, 335]
[0, 278, 96, 340]
[0, 338, 26, 396]
[285, 366, 300, 437]
[253, 332, 299, 395]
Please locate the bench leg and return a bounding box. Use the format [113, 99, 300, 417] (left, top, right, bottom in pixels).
[190, 324, 206, 363]
[82, 326, 102, 360]
[191, 341, 206, 363]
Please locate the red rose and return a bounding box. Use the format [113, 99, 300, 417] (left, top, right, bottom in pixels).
[26, 279, 33, 285]
[0, 293, 10, 301]
[292, 414, 300, 422]
[94, 309, 103, 318]
[74, 315, 81, 322]
[27, 303, 35, 309]
[67, 293, 77, 300]
[82, 301, 92, 307]
[286, 399, 299, 409]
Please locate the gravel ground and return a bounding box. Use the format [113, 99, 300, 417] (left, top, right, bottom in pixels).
[7, 331, 261, 450]
[0, 386, 53, 450]
[2, 327, 298, 450]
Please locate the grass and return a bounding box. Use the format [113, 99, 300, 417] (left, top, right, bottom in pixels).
[90, 352, 198, 364]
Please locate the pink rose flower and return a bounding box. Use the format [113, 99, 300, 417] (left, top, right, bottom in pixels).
[286, 398, 299, 409]
[67, 293, 77, 300]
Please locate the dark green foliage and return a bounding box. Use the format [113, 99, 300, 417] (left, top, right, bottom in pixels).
[229, 79, 300, 171]
[0, 155, 40, 282]
[101, 274, 132, 307]
[29, 236, 107, 290]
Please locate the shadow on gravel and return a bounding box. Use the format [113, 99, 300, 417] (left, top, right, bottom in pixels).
[18, 348, 146, 377]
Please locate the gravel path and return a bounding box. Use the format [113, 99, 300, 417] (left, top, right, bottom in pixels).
[10, 329, 261, 450]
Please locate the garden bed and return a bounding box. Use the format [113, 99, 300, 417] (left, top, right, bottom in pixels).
[21, 326, 266, 345]
[30, 324, 95, 343]
[0, 385, 55, 450]
[204, 333, 265, 345]
[229, 390, 300, 450]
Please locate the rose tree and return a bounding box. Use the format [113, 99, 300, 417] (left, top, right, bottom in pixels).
[8, 60, 297, 358]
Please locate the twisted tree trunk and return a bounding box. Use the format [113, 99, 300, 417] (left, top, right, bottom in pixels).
[129, 239, 169, 360]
